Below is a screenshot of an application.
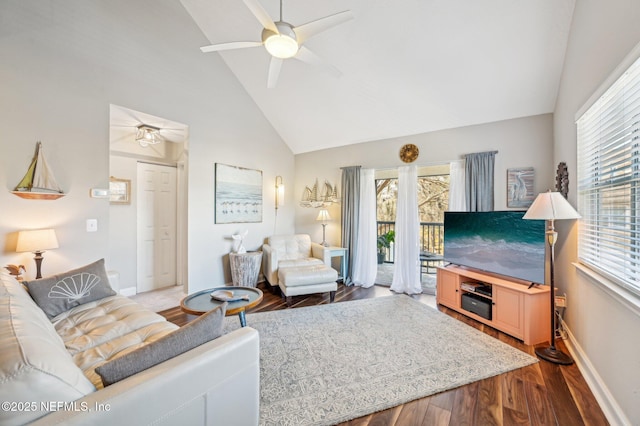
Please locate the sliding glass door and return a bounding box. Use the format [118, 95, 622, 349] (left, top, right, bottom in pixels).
[375, 172, 449, 264]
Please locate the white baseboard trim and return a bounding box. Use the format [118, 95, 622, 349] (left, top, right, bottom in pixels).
[119, 287, 136, 297]
[562, 321, 630, 426]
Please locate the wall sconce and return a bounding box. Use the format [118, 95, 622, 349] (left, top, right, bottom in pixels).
[16, 228, 59, 279]
[316, 208, 331, 246]
[275, 176, 284, 210]
[136, 124, 163, 147]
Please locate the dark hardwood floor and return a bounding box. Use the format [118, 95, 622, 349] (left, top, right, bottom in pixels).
[159, 282, 608, 426]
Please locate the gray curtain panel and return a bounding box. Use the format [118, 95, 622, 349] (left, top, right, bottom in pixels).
[465, 151, 496, 212]
[340, 166, 361, 285]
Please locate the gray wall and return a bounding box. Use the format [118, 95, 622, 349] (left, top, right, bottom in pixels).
[554, 0, 640, 424]
[294, 114, 554, 245]
[0, 0, 295, 292]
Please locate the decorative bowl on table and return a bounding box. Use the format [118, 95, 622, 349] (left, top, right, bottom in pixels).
[210, 290, 249, 302]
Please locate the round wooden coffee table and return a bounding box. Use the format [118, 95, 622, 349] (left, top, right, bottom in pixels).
[180, 286, 263, 327]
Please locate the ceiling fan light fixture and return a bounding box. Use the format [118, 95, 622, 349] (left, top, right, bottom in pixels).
[198, 1, 353, 88]
[262, 22, 298, 59]
[136, 124, 162, 147]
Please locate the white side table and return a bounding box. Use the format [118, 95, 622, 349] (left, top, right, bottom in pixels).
[229, 251, 263, 287]
[327, 247, 348, 282]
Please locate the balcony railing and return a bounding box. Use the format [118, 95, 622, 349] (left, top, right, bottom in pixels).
[377, 221, 444, 263]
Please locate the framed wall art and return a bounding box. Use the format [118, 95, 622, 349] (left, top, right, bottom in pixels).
[215, 163, 263, 224]
[507, 167, 534, 208]
[109, 176, 131, 204]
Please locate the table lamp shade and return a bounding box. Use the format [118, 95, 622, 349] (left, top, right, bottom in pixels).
[316, 209, 331, 222]
[16, 229, 59, 253]
[523, 191, 581, 221]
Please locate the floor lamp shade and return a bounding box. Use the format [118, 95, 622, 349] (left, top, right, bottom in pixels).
[523, 191, 581, 221]
[16, 229, 59, 279]
[524, 191, 580, 364]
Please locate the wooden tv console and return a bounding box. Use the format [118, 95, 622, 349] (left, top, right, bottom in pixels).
[436, 265, 551, 345]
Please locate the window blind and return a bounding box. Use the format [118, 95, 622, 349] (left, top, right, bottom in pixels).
[577, 55, 640, 297]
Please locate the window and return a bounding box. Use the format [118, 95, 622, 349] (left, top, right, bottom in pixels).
[577, 55, 640, 297]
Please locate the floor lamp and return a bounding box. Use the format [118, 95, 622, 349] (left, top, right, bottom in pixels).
[523, 191, 580, 365]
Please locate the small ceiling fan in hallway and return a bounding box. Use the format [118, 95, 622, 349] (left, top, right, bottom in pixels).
[199, 0, 353, 88]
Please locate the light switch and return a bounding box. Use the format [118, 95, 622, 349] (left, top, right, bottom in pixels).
[86, 219, 98, 232]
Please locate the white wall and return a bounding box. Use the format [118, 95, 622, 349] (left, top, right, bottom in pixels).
[108, 155, 139, 293]
[294, 114, 554, 246]
[554, 1, 640, 424]
[0, 0, 295, 291]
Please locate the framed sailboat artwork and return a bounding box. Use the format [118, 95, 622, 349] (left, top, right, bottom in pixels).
[12, 142, 65, 200]
[299, 178, 339, 207]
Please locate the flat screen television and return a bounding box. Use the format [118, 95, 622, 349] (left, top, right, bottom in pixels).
[443, 211, 546, 284]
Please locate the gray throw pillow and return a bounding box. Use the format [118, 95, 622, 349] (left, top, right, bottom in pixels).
[96, 302, 228, 387]
[24, 258, 116, 319]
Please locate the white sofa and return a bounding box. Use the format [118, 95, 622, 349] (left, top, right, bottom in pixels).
[263, 234, 338, 305]
[0, 271, 259, 426]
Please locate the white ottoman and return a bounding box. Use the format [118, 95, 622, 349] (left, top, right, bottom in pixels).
[278, 264, 338, 306]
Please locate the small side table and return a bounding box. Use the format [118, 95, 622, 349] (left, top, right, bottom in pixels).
[327, 246, 348, 282]
[229, 251, 263, 287]
[180, 286, 263, 327]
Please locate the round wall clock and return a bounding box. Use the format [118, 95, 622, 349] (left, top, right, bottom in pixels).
[399, 144, 419, 163]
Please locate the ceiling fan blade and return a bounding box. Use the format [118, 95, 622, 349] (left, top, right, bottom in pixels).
[293, 10, 353, 44]
[267, 57, 283, 88]
[243, 0, 278, 33]
[200, 41, 263, 53]
[294, 46, 341, 78]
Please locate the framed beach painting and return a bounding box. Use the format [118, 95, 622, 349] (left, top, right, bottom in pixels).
[507, 167, 534, 208]
[215, 163, 263, 224]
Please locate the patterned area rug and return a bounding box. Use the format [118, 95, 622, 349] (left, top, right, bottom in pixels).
[223, 296, 537, 426]
[375, 263, 437, 295]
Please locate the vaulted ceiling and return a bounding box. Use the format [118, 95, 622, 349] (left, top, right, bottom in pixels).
[180, 0, 575, 154]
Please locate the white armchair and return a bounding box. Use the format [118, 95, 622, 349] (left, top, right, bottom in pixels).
[262, 234, 337, 306]
[262, 234, 330, 285]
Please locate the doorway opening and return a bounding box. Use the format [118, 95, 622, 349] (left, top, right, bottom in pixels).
[108, 105, 188, 296]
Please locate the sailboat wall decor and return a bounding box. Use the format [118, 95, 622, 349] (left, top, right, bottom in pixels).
[12, 142, 66, 200]
[300, 179, 340, 207]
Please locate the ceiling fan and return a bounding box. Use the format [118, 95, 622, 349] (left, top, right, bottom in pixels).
[200, 0, 353, 88]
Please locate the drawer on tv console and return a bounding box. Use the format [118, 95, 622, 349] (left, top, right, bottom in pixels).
[461, 293, 492, 321]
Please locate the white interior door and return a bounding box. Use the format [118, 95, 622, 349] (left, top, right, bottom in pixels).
[137, 162, 177, 293]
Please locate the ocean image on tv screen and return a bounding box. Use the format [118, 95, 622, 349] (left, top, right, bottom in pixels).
[444, 211, 546, 284]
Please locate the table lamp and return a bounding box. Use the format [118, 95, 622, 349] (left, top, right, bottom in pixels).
[523, 191, 580, 364]
[16, 229, 59, 279]
[316, 209, 331, 247]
